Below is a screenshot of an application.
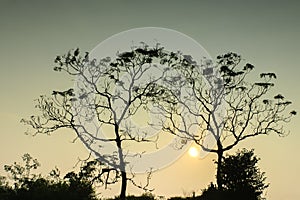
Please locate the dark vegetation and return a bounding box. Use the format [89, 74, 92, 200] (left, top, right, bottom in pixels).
[200, 149, 268, 200]
[0, 149, 268, 200]
[0, 153, 99, 200]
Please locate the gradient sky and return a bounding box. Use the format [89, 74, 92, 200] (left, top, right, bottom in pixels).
[0, 0, 299, 199]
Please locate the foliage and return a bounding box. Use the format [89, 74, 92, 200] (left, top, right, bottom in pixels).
[4, 153, 40, 189]
[199, 183, 222, 200]
[115, 193, 155, 200]
[0, 154, 98, 200]
[219, 149, 268, 199]
[200, 149, 268, 200]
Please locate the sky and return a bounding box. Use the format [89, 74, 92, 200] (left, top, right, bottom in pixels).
[0, 0, 299, 199]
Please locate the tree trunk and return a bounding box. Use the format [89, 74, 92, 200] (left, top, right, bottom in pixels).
[115, 125, 127, 200]
[117, 147, 127, 200]
[117, 145, 127, 200]
[120, 170, 127, 200]
[216, 141, 224, 190]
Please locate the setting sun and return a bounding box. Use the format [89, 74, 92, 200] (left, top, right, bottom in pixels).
[188, 146, 199, 157]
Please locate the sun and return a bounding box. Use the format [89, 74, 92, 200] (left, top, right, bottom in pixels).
[188, 146, 199, 157]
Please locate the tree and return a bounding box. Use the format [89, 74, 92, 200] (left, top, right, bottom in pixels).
[153, 52, 296, 189]
[22, 43, 296, 196]
[21, 44, 176, 199]
[200, 149, 268, 200]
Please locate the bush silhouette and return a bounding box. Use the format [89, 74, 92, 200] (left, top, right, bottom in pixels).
[0, 154, 97, 200]
[200, 149, 268, 200]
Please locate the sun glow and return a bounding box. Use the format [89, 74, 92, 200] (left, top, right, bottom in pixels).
[188, 146, 199, 157]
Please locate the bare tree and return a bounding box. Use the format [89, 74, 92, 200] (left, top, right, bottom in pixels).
[21, 44, 173, 199]
[153, 52, 296, 190]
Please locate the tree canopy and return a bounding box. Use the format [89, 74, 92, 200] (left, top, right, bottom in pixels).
[153, 52, 296, 189]
[21, 43, 187, 199]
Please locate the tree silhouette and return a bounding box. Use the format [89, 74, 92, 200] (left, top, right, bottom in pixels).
[21, 44, 177, 199]
[200, 149, 268, 200]
[153, 52, 296, 189]
[219, 149, 268, 199]
[21, 43, 296, 197]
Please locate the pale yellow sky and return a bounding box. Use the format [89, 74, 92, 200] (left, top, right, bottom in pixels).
[0, 1, 299, 199]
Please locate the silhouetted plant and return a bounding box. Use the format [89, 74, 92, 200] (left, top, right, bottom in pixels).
[200, 149, 268, 200]
[120, 193, 155, 200]
[154, 52, 296, 189]
[0, 176, 13, 200]
[4, 153, 40, 189]
[1, 154, 98, 200]
[200, 183, 221, 200]
[219, 149, 268, 200]
[21, 44, 178, 199]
